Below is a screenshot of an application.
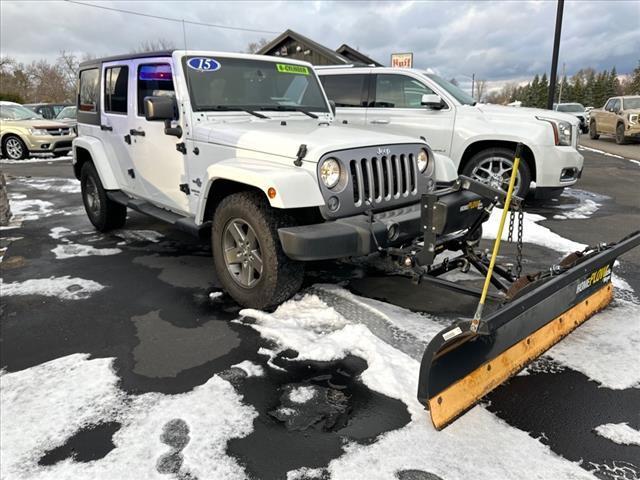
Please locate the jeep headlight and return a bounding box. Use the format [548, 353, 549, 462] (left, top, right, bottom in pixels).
[417, 149, 429, 173]
[320, 158, 341, 189]
[536, 117, 572, 146]
[28, 128, 48, 136]
[629, 113, 638, 125]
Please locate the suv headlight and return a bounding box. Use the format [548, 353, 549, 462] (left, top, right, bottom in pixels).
[28, 128, 48, 136]
[536, 117, 572, 146]
[417, 149, 429, 173]
[629, 113, 638, 125]
[320, 158, 341, 189]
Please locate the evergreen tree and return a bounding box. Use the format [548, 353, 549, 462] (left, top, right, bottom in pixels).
[627, 60, 640, 95]
[539, 73, 549, 108]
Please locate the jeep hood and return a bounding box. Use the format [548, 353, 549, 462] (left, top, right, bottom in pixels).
[193, 117, 424, 162]
[473, 103, 580, 126]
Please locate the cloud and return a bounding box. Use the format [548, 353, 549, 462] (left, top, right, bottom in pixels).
[1, 0, 638, 85]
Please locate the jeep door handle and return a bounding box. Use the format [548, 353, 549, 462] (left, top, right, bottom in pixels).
[129, 129, 146, 137]
[370, 119, 390, 125]
[100, 124, 113, 131]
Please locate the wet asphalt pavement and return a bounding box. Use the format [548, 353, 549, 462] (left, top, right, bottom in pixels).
[1, 148, 639, 480]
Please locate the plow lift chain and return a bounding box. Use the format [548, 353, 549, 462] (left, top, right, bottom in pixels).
[507, 203, 525, 279]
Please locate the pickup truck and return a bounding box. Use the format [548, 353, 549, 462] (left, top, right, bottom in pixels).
[589, 96, 640, 144]
[317, 66, 584, 199]
[72, 50, 498, 309]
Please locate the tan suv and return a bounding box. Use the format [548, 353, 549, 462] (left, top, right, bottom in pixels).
[589, 95, 640, 144]
[0, 101, 76, 160]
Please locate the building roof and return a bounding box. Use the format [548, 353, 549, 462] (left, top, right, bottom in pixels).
[335, 44, 383, 66]
[256, 29, 350, 64]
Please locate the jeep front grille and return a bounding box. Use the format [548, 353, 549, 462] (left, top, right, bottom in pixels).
[350, 154, 417, 207]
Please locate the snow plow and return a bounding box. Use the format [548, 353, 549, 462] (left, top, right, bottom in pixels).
[390, 144, 640, 429]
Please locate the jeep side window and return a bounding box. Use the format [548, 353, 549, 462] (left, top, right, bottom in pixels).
[79, 68, 99, 112]
[104, 66, 129, 114]
[373, 74, 434, 108]
[320, 74, 368, 107]
[137, 63, 175, 116]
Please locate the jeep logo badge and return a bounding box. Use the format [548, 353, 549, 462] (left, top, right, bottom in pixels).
[377, 147, 391, 156]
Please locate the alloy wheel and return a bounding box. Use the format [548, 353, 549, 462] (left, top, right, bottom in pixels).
[222, 218, 263, 288]
[5, 138, 24, 160]
[470, 156, 521, 193]
[84, 175, 101, 216]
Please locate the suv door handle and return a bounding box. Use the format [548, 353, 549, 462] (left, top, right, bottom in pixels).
[129, 129, 146, 137]
[100, 125, 113, 131]
[370, 119, 390, 125]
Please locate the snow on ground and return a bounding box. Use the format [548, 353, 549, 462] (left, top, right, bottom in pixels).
[241, 294, 594, 480]
[0, 276, 105, 300]
[0, 155, 72, 164]
[288, 386, 317, 403]
[48, 226, 122, 259]
[114, 230, 164, 243]
[484, 207, 586, 254]
[18, 177, 81, 194]
[594, 423, 640, 446]
[0, 354, 257, 480]
[553, 199, 600, 220]
[230, 360, 265, 377]
[7, 195, 55, 221]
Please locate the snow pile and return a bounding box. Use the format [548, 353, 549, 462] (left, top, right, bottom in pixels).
[484, 207, 586, 253]
[594, 423, 640, 446]
[0, 276, 105, 300]
[0, 354, 257, 480]
[242, 294, 594, 479]
[231, 360, 264, 377]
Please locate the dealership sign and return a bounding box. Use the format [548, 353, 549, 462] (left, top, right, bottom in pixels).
[391, 52, 413, 68]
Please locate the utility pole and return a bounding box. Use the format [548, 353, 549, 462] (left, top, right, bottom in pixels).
[471, 73, 475, 98]
[558, 62, 566, 105]
[547, 0, 565, 110]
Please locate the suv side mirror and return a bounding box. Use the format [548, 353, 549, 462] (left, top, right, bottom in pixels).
[144, 96, 182, 138]
[329, 100, 336, 116]
[421, 93, 444, 109]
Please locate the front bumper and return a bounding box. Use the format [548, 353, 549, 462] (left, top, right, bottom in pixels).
[25, 134, 75, 154]
[625, 122, 640, 137]
[278, 188, 488, 261]
[532, 145, 584, 188]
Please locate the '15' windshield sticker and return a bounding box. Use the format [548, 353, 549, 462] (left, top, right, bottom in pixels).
[187, 57, 221, 72]
[276, 64, 309, 75]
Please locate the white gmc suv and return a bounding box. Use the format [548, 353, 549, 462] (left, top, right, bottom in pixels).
[72, 51, 506, 309]
[317, 66, 584, 199]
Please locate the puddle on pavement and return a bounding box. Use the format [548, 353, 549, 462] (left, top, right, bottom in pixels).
[38, 422, 121, 465]
[487, 363, 640, 480]
[528, 188, 610, 220]
[227, 353, 411, 480]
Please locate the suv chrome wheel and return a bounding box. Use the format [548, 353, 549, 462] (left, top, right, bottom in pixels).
[223, 218, 263, 288]
[5, 137, 24, 160]
[470, 156, 521, 193]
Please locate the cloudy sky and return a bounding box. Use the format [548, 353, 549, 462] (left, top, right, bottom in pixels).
[1, 0, 638, 90]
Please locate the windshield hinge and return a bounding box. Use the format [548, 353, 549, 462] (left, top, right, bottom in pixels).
[294, 144, 307, 167]
[176, 142, 187, 154]
[179, 183, 190, 195]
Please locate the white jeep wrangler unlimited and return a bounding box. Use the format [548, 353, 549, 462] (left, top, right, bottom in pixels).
[73, 51, 500, 309]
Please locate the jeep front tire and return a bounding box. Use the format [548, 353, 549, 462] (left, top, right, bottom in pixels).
[80, 162, 127, 232]
[212, 191, 304, 310]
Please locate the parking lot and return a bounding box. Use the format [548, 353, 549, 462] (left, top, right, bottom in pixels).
[1, 145, 639, 480]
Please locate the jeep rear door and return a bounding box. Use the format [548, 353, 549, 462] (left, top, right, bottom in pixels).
[365, 73, 454, 155]
[319, 72, 370, 126]
[128, 59, 190, 214]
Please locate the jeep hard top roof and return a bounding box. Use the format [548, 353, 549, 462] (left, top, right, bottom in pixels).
[79, 50, 175, 69]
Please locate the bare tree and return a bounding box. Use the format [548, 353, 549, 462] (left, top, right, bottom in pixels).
[474, 79, 487, 101]
[246, 38, 268, 54]
[133, 38, 176, 53]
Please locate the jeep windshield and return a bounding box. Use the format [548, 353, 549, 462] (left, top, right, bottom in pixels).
[422, 74, 476, 106]
[183, 57, 330, 114]
[0, 104, 41, 120]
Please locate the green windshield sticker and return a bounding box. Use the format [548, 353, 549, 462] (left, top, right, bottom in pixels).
[276, 64, 309, 75]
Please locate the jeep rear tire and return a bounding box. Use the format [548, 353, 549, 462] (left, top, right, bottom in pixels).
[462, 147, 532, 198]
[80, 162, 127, 232]
[212, 191, 304, 310]
[589, 120, 599, 139]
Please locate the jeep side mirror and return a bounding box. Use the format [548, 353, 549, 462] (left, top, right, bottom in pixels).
[144, 96, 182, 138]
[329, 100, 336, 116]
[421, 93, 443, 109]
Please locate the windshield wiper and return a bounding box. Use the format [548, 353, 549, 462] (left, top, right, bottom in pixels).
[259, 106, 319, 119]
[200, 105, 269, 119]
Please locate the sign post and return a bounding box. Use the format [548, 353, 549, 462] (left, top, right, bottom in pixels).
[391, 52, 413, 68]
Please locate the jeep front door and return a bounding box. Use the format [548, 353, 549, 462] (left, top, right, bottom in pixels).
[128, 60, 190, 214]
[366, 74, 454, 155]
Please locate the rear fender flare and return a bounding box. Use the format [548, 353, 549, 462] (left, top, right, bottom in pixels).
[72, 137, 119, 190]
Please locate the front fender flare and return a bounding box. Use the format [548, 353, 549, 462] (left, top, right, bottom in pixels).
[195, 158, 324, 224]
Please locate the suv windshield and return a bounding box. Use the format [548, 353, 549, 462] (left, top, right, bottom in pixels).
[0, 104, 41, 120]
[422, 74, 476, 106]
[623, 97, 640, 109]
[183, 57, 330, 114]
[557, 104, 585, 113]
